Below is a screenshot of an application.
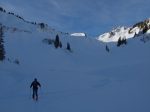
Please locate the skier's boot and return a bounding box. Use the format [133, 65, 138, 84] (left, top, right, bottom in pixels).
[32, 94, 35, 100]
[35, 95, 38, 101]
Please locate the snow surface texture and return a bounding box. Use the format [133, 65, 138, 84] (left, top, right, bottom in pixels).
[0, 10, 150, 112]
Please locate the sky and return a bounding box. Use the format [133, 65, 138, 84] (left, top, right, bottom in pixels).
[0, 0, 150, 36]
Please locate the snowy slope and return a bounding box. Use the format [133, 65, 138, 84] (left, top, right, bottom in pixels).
[0, 9, 150, 112]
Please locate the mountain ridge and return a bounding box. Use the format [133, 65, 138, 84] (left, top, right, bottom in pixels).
[97, 18, 150, 43]
[1, 6, 150, 44]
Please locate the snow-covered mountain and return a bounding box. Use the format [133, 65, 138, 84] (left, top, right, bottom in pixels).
[97, 18, 150, 43]
[0, 7, 150, 112]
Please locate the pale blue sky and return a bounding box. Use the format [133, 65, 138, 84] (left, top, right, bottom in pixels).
[0, 0, 150, 36]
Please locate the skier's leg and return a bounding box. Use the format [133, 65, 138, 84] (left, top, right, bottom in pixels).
[35, 89, 38, 100]
[32, 89, 35, 99]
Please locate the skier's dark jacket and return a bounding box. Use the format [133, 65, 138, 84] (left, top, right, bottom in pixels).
[30, 79, 41, 90]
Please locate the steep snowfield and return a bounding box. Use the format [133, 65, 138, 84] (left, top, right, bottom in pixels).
[0, 11, 150, 112]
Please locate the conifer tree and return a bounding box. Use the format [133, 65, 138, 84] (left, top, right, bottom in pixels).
[117, 37, 122, 47]
[122, 38, 127, 45]
[39, 23, 45, 29]
[0, 27, 5, 61]
[66, 42, 71, 51]
[106, 45, 110, 52]
[59, 41, 62, 48]
[54, 34, 60, 48]
[143, 26, 148, 34]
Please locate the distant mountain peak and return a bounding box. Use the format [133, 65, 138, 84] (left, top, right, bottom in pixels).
[97, 18, 150, 43]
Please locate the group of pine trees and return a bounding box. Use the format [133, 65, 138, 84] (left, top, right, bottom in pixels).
[0, 26, 5, 61]
[54, 34, 71, 51]
[117, 37, 127, 47]
[105, 37, 127, 52]
[0, 7, 6, 12]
